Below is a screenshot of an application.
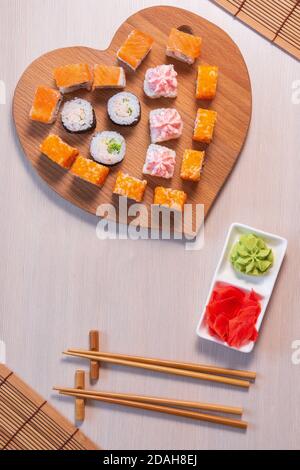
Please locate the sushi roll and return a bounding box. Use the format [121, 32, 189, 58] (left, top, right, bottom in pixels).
[107, 92, 140, 126]
[61, 98, 96, 134]
[154, 187, 187, 212]
[113, 171, 147, 202]
[93, 65, 126, 90]
[40, 134, 79, 169]
[149, 108, 183, 143]
[196, 65, 218, 100]
[53, 63, 93, 94]
[144, 64, 177, 99]
[143, 144, 176, 179]
[70, 156, 109, 187]
[30, 86, 62, 124]
[166, 28, 202, 65]
[90, 131, 126, 166]
[193, 108, 217, 144]
[117, 29, 154, 71]
[180, 149, 205, 182]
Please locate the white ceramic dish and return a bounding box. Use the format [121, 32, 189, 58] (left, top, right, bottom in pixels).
[196, 223, 288, 353]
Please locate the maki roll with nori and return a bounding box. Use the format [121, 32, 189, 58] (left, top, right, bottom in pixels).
[90, 131, 126, 166]
[61, 98, 96, 133]
[107, 92, 140, 126]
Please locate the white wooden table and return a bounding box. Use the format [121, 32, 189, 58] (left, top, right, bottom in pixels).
[1, 0, 300, 450]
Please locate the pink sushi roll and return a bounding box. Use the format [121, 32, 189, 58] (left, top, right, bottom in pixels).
[143, 144, 176, 179]
[144, 64, 178, 99]
[149, 108, 183, 143]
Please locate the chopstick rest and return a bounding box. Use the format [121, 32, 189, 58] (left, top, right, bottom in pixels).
[89, 330, 100, 382]
[75, 370, 85, 422]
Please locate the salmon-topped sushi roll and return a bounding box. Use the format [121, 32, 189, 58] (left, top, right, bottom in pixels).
[196, 65, 218, 100]
[29, 86, 62, 124]
[166, 28, 201, 65]
[53, 63, 93, 94]
[93, 65, 126, 90]
[40, 134, 79, 169]
[117, 30, 154, 71]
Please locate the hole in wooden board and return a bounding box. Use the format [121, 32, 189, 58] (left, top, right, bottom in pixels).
[178, 25, 193, 35]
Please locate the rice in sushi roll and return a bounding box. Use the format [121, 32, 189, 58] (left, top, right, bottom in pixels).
[90, 131, 126, 166]
[107, 92, 140, 126]
[61, 98, 96, 133]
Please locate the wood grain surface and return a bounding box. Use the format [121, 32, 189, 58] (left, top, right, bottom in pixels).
[13, 5, 251, 234]
[1, 0, 300, 451]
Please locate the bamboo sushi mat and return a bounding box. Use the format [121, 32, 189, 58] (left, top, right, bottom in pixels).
[213, 0, 300, 60]
[0, 364, 98, 450]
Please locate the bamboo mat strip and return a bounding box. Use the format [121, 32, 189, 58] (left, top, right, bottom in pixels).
[0, 364, 98, 450]
[213, 0, 300, 60]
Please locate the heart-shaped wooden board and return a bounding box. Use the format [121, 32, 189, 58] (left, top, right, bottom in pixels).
[13, 6, 251, 235]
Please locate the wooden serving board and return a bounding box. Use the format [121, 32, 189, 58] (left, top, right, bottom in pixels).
[13, 6, 251, 235]
[0, 364, 98, 450]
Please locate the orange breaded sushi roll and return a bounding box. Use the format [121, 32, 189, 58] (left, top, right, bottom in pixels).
[193, 108, 217, 144]
[196, 65, 218, 100]
[70, 156, 109, 186]
[113, 171, 147, 202]
[166, 28, 201, 65]
[180, 149, 205, 182]
[117, 30, 154, 71]
[53, 63, 93, 94]
[40, 134, 79, 169]
[93, 65, 126, 89]
[29, 86, 62, 124]
[154, 187, 187, 211]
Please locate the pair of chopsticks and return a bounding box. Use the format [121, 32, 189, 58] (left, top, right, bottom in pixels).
[63, 348, 256, 388]
[54, 386, 248, 429]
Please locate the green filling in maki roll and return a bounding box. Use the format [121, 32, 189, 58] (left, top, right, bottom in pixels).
[107, 92, 140, 126]
[90, 131, 126, 166]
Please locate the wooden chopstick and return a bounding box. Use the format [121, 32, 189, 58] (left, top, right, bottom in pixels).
[63, 351, 250, 388]
[55, 389, 248, 429]
[53, 386, 243, 416]
[67, 348, 256, 380]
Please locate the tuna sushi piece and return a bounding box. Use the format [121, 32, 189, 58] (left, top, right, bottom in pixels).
[113, 171, 147, 202]
[166, 28, 202, 65]
[53, 63, 93, 94]
[70, 156, 109, 187]
[40, 134, 79, 169]
[144, 64, 177, 99]
[29, 86, 62, 124]
[90, 131, 126, 166]
[154, 187, 187, 211]
[107, 92, 140, 126]
[149, 108, 183, 143]
[117, 29, 154, 71]
[193, 108, 217, 144]
[143, 144, 176, 179]
[61, 98, 96, 133]
[196, 65, 218, 100]
[93, 65, 126, 89]
[180, 149, 205, 182]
